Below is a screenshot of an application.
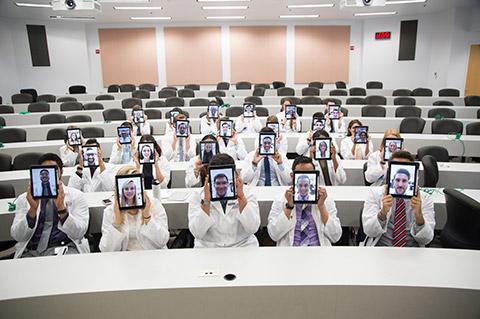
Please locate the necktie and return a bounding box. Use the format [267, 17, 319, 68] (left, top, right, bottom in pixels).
[143, 163, 154, 190]
[319, 160, 332, 186]
[122, 145, 131, 164]
[220, 199, 228, 213]
[393, 198, 407, 247]
[178, 138, 185, 161]
[263, 157, 272, 186]
[223, 138, 228, 147]
[42, 184, 52, 197]
[299, 205, 311, 246]
[330, 120, 336, 133]
[36, 199, 53, 253]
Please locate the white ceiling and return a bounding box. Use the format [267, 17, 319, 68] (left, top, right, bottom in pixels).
[0, 0, 478, 23]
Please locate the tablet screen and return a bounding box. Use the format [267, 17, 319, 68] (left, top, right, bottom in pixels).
[115, 173, 145, 210]
[329, 105, 341, 120]
[387, 161, 419, 198]
[169, 111, 180, 124]
[208, 104, 219, 119]
[82, 145, 99, 167]
[383, 138, 403, 161]
[312, 118, 325, 132]
[30, 165, 58, 199]
[138, 142, 155, 164]
[132, 110, 145, 124]
[314, 138, 332, 160]
[285, 105, 297, 120]
[200, 141, 217, 164]
[176, 120, 189, 137]
[258, 133, 276, 156]
[117, 127, 132, 144]
[354, 126, 369, 144]
[209, 165, 237, 201]
[266, 122, 279, 135]
[243, 103, 255, 118]
[219, 120, 233, 138]
[66, 128, 82, 146]
[293, 171, 318, 204]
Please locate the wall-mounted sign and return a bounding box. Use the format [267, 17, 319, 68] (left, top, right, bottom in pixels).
[375, 32, 391, 40]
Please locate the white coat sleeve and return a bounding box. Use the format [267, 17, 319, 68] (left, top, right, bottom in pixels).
[340, 138, 355, 160]
[267, 197, 296, 242]
[185, 157, 202, 188]
[161, 136, 174, 161]
[322, 197, 342, 243]
[235, 188, 261, 235]
[59, 146, 78, 167]
[365, 152, 386, 184]
[140, 121, 151, 135]
[411, 193, 435, 246]
[240, 152, 257, 186]
[187, 138, 197, 160]
[362, 187, 387, 238]
[234, 117, 246, 133]
[333, 155, 347, 185]
[67, 170, 86, 191]
[253, 117, 263, 132]
[109, 144, 123, 164]
[99, 205, 127, 252]
[277, 155, 292, 186]
[188, 190, 216, 240]
[138, 199, 169, 249]
[296, 133, 310, 156]
[10, 194, 36, 243]
[158, 156, 171, 188]
[90, 167, 116, 192]
[57, 189, 89, 241]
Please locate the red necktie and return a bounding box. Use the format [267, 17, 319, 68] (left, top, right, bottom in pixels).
[393, 198, 407, 247]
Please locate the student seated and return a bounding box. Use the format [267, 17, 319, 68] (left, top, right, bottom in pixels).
[265, 115, 288, 154]
[59, 125, 83, 167]
[110, 121, 136, 165]
[188, 153, 261, 247]
[10, 153, 90, 258]
[68, 139, 116, 192]
[365, 128, 403, 186]
[133, 135, 171, 189]
[276, 98, 302, 133]
[361, 151, 435, 247]
[99, 166, 169, 252]
[200, 100, 222, 134]
[234, 108, 262, 134]
[295, 112, 326, 156]
[130, 105, 151, 136]
[340, 119, 373, 160]
[309, 130, 346, 186]
[185, 134, 218, 188]
[324, 101, 346, 133]
[267, 156, 342, 246]
[216, 116, 248, 160]
[162, 113, 196, 162]
[241, 127, 291, 187]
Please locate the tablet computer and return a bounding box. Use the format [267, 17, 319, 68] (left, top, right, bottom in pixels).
[208, 104, 219, 119]
[243, 103, 255, 118]
[329, 105, 341, 120]
[311, 117, 326, 132]
[285, 104, 297, 120]
[132, 109, 145, 124]
[117, 127, 132, 145]
[30, 165, 58, 199]
[82, 145, 99, 168]
[354, 126, 369, 144]
[258, 132, 276, 156]
[176, 120, 189, 137]
[314, 138, 332, 160]
[387, 161, 419, 198]
[66, 128, 82, 146]
[293, 171, 319, 204]
[219, 120, 233, 138]
[200, 141, 217, 164]
[138, 142, 155, 164]
[115, 173, 145, 210]
[209, 165, 237, 202]
[383, 138, 404, 161]
[266, 122, 279, 135]
[169, 111, 180, 124]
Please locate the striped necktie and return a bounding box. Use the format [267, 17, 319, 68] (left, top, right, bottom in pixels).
[299, 206, 311, 246]
[263, 157, 272, 186]
[393, 198, 407, 247]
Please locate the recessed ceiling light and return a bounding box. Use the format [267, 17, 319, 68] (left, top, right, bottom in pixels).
[130, 16, 172, 20]
[50, 16, 95, 20]
[386, 0, 426, 4]
[354, 11, 397, 16]
[202, 6, 248, 10]
[287, 4, 334, 8]
[114, 6, 163, 10]
[15, 2, 52, 8]
[280, 14, 320, 18]
[205, 16, 246, 19]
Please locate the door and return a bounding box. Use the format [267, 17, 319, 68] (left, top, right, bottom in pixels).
[465, 44, 480, 96]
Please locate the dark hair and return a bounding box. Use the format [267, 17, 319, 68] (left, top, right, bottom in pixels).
[292, 155, 315, 171]
[312, 130, 330, 139]
[260, 127, 275, 133]
[280, 97, 293, 105]
[121, 121, 133, 130]
[139, 135, 162, 157]
[312, 112, 324, 119]
[38, 153, 63, 170]
[209, 153, 235, 167]
[213, 173, 228, 183]
[139, 144, 154, 161]
[196, 134, 219, 156]
[215, 96, 224, 106]
[85, 138, 100, 147]
[390, 150, 415, 162]
[346, 119, 363, 136]
[394, 168, 411, 179]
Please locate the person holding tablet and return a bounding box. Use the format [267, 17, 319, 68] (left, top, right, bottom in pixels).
[242, 127, 291, 187]
[99, 166, 169, 252]
[309, 130, 346, 186]
[68, 139, 117, 193]
[130, 105, 151, 136]
[162, 113, 196, 162]
[216, 116, 248, 160]
[365, 128, 403, 186]
[188, 154, 261, 247]
[234, 104, 262, 134]
[340, 119, 373, 160]
[200, 101, 222, 134]
[110, 122, 136, 165]
[59, 125, 83, 167]
[267, 156, 342, 246]
[361, 150, 435, 247]
[276, 98, 301, 133]
[11, 153, 90, 258]
[133, 135, 171, 190]
[266, 115, 288, 154]
[185, 135, 219, 188]
[324, 102, 346, 133]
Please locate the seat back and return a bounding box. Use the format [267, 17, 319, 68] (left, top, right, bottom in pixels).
[216, 82, 230, 90]
[40, 114, 66, 124]
[438, 88, 460, 97]
[421, 155, 439, 187]
[37, 94, 56, 103]
[82, 127, 105, 138]
[84, 102, 104, 110]
[165, 97, 185, 108]
[68, 85, 86, 94]
[252, 87, 266, 97]
[395, 106, 421, 118]
[189, 98, 210, 107]
[145, 100, 166, 108]
[132, 90, 150, 99]
[28, 102, 50, 113]
[301, 87, 320, 96]
[0, 183, 15, 199]
[301, 97, 322, 105]
[255, 107, 269, 117]
[0, 154, 12, 171]
[102, 108, 126, 121]
[96, 94, 115, 101]
[365, 95, 387, 105]
[225, 107, 243, 117]
[236, 81, 252, 90]
[431, 119, 463, 135]
[335, 81, 347, 89]
[66, 115, 92, 123]
[57, 97, 77, 102]
[158, 89, 177, 98]
[177, 89, 195, 98]
[0, 105, 14, 114]
[361, 105, 386, 117]
[366, 81, 383, 89]
[394, 97, 416, 105]
[185, 84, 200, 91]
[399, 117, 426, 133]
[0, 128, 27, 143]
[139, 83, 156, 91]
[417, 145, 449, 162]
[412, 87, 433, 96]
[60, 102, 83, 111]
[19, 89, 37, 101]
[107, 84, 120, 92]
[346, 97, 366, 105]
[464, 95, 480, 106]
[208, 90, 226, 97]
[46, 128, 67, 140]
[280, 96, 301, 105]
[121, 98, 142, 109]
[466, 122, 480, 135]
[277, 87, 295, 96]
[392, 89, 412, 96]
[144, 109, 162, 119]
[272, 81, 285, 89]
[428, 108, 455, 119]
[245, 96, 263, 105]
[432, 100, 454, 106]
[13, 152, 44, 170]
[349, 87, 366, 96]
[329, 89, 347, 96]
[308, 81, 324, 89]
[254, 83, 270, 90]
[323, 98, 342, 105]
[119, 84, 136, 92]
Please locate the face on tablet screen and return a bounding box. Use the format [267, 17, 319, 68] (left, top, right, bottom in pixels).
[388, 162, 418, 198]
[219, 121, 233, 138]
[176, 120, 189, 137]
[312, 118, 325, 132]
[329, 106, 340, 120]
[266, 122, 279, 135]
[314, 138, 331, 160]
[384, 139, 403, 161]
[285, 105, 297, 120]
[132, 110, 145, 123]
[30, 166, 58, 199]
[67, 129, 81, 146]
[243, 103, 255, 117]
[209, 166, 236, 201]
[83, 146, 99, 167]
[354, 126, 369, 144]
[293, 172, 318, 204]
[117, 127, 131, 144]
[200, 142, 217, 164]
[116, 174, 145, 210]
[259, 133, 276, 156]
[138, 143, 155, 164]
[208, 105, 219, 119]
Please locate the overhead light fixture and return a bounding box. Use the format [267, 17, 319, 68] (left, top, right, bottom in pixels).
[50, 15, 95, 20]
[130, 16, 172, 20]
[202, 6, 248, 10]
[287, 4, 334, 8]
[354, 11, 397, 16]
[15, 2, 52, 8]
[280, 14, 319, 18]
[386, 0, 426, 4]
[114, 6, 163, 10]
[205, 16, 246, 19]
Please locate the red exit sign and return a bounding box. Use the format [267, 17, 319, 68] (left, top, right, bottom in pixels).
[375, 31, 391, 40]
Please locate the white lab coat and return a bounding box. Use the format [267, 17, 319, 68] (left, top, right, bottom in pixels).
[10, 186, 90, 258]
[241, 151, 291, 186]
[188, 187, 261, 248]
[312, 156, 347, 186]
[99, 198, 169, 252]
[59, 145, 80, 167]
[68, 163, 118, 192]
[361, 186, 435, 247]
[185, 156, 203, 188]
[234, 116, 262, 134]
[267, 194, 342, 246]
[365, 151, 387, 186]
[340, 136, 373, 160]
[132, 120, 151, 136]
[276, 112, 302, 133]
[200, 116, 218, 135]
[325, 118, 346, 133]
[109, 137, 139, 165]
[137, 155, 171, 189]
[218, 136, 248, 160]
[295, 131, 339, 157]
[162, 133, 196, 162]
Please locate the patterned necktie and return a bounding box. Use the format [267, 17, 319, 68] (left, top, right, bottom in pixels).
[42, 184, 52, 197]
[263, 157, 272, 186]
[299, 206, 311, 246]
[122, 145, 131, 164]
[178, 138, 185, 161]
[393, 198, 407, 247]
[36, 199, 53, 253]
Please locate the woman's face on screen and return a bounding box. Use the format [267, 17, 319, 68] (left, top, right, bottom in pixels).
[123, 181, 136, 200]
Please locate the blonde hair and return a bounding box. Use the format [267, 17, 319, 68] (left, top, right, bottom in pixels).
[115, 166, 140, 224]
[380, 128, 401, 150]
[267, 115, 278, 123]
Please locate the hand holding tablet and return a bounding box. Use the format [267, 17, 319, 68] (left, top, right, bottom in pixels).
[387, 161, 419, 198]
[132, 109, 145, 124]
[383, 138, 403, 161]
[354, 126, 369, 144]
[208, 165, 237, 201]
[138, 142, 155, 164]
[115, 174, 145, 210]
[176, 120, 189, 137]
[30, 165, 59, 199]
[293, 171, 319, 204]
[314, 138, 332, 160]
[117, 127, 132, 145]
[285, 105, 297, 120]
[66, 128, 82, 146]
[82, 145, 99, 167]
[258, 133, 276, 156]
[243, 103, 255, 118]
[219, 120, 233, 138]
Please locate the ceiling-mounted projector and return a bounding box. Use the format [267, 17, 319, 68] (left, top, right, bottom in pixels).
[52, 0, 102, 12]
[340, 0, 386, 8]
